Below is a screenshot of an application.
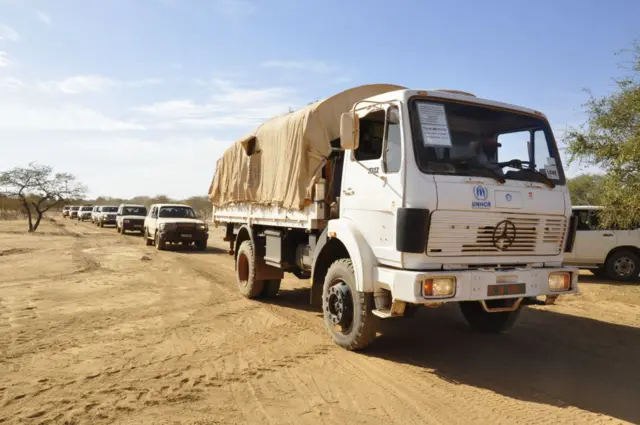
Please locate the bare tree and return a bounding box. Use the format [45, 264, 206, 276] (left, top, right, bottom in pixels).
[0, 162, 87, 232]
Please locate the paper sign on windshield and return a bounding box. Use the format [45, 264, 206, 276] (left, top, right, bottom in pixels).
[417, 103, 452, 147]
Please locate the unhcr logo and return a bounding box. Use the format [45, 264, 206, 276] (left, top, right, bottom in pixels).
[472, 185, 491, 209]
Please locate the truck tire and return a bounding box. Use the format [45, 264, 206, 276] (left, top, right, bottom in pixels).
[120, 226, 126, 235]
[605, 250, 639, 282]
[322, 259, 378, 350]
[155, 232, 165, 250]
[261, 279, 281, 298]
[99, 221, 104, 228]
[236, 240, 264, 298]
[196, 240, 207, 251]
[144, 229, 153, 246]
[459, 301, 521, 333]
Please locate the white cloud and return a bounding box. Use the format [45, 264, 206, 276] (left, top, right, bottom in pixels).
[261, 60, 335, 74]
[133, 79, 296, 130]
[36, 75, 163, 94]
[0, 24, 19, 41]
[0, 51, 14, 68]
[0, 103, 144, 131]
[0, 76, 24, 90]
[36, 10, 51, 25]
[37, 75, 119, 94]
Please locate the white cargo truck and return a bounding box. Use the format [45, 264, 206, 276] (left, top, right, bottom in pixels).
[209, 84, 579, 350]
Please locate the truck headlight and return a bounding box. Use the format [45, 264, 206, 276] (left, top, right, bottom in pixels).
[160, 223, 176, 231]
[548, 272, 571, 291]
[198, 224, 208, 231]
[421, 276, 456, 298]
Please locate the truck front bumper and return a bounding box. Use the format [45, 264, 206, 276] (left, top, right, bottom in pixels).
[376, 266, 579, 304]
[160, 229, 208, 244]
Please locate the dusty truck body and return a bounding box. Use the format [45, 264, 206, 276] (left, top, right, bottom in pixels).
[209, 84, 579, 350]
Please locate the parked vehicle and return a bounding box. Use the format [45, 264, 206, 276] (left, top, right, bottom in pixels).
[69, 206, 80, 219]
[78, 205, 93, 221]
[62, 205, 70, 218]
[564, 206, 640, 281]
[210, 84, 579, 350]
[96, 206, 118, 228]
[116, 204, 147, 234]
[143, 204, 208, 250]
[90, 206, 101, 224]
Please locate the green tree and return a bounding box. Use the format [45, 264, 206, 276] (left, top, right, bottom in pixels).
[565, 42, 640, 228]
[567, 174, 604, 206]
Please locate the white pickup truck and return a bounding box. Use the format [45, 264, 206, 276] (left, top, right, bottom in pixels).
[143, 204, 209, 250]
[210, 84, 579, 350]
[564, 206, 640, 281]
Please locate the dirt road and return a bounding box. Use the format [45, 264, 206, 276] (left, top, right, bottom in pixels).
[1, 219, 639, 424]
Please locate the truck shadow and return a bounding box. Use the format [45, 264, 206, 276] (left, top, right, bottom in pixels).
[577, 273, 639, 286]
[363, 304, 640, 424]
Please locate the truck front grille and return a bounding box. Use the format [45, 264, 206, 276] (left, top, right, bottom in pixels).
[427, 211, 566, 257]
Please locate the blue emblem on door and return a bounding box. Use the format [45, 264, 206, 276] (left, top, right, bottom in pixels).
[474, 185, 488, 200]
[472, 185, 491, 209]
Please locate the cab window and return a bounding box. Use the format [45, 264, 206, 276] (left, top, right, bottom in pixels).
[383, 106, 402, 173]
[355, 110, 385, 162]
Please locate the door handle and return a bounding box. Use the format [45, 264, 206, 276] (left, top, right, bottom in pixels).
[603, 233, 614, 237]
[342, 188, 354, 196]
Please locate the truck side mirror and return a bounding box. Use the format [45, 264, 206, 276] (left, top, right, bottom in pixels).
[340, 112, 360, 150]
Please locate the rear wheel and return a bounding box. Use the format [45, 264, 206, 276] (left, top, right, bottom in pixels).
[322, 259, 378, 350]
[261, 279, 281, 298]
[459, 301, 521, 333]
[605, 250, 639, 282]
[235, 240, 264, 298]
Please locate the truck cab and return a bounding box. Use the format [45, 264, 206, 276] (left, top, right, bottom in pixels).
[116, 204, 147, 234]
[212, 85, 578, 350]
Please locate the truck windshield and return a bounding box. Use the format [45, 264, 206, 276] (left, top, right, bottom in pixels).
[159, 207, 196, 219]
[102, 207, 118, 213]
[123, 207, 147, 216]
[409, 99, 565, 185]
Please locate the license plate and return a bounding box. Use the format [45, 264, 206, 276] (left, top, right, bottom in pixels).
[134, 224, 142, 228]
[181, 234, 192, 238]
[487, 283, 526, 297]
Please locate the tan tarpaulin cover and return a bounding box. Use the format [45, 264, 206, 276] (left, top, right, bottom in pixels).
[208, 84, 406, 210]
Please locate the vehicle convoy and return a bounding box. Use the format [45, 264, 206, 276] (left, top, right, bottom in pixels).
[96, 206, 118, 228]
[564, 206, 640, 281]
[62, 205, 70, 218]
[209, 84, 579, 350]
[77, 205, 93, 221]
[69, 206, 80, 219]
[143, 204, 208, 250]
[90, 206, 101, 224]
[116, 204, 147, 234]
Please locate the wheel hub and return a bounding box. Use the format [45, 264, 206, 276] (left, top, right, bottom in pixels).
[614, 256, 635, 277]
[326, 281, 352, 328]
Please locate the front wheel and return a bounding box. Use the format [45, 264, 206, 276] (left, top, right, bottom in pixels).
[322, 259, 378, 350]
[155, 232, 165, 250]
[144, 229, 153, 246]
[605, 250, 639, 282]
[196, 240, 207, 251]
[459, 301, 521, 333]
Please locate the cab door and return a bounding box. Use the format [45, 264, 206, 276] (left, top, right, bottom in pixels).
[340, 105, 404, 267]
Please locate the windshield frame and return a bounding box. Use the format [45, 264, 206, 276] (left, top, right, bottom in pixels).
[407, 95, 566, 185]
[123, 206, 147, 216]
[158, 206, 197, 219]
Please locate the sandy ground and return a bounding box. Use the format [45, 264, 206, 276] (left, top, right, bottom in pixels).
[1, 218, 639, 425]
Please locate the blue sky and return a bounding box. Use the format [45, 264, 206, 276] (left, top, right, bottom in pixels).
[1, 0, 638, 198]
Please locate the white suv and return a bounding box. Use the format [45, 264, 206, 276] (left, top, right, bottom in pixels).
[564, 206, 640, 281]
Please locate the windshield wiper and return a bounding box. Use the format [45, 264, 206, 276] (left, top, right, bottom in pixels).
[498, 159, 555, 188]
[451, 159, 506, 184]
